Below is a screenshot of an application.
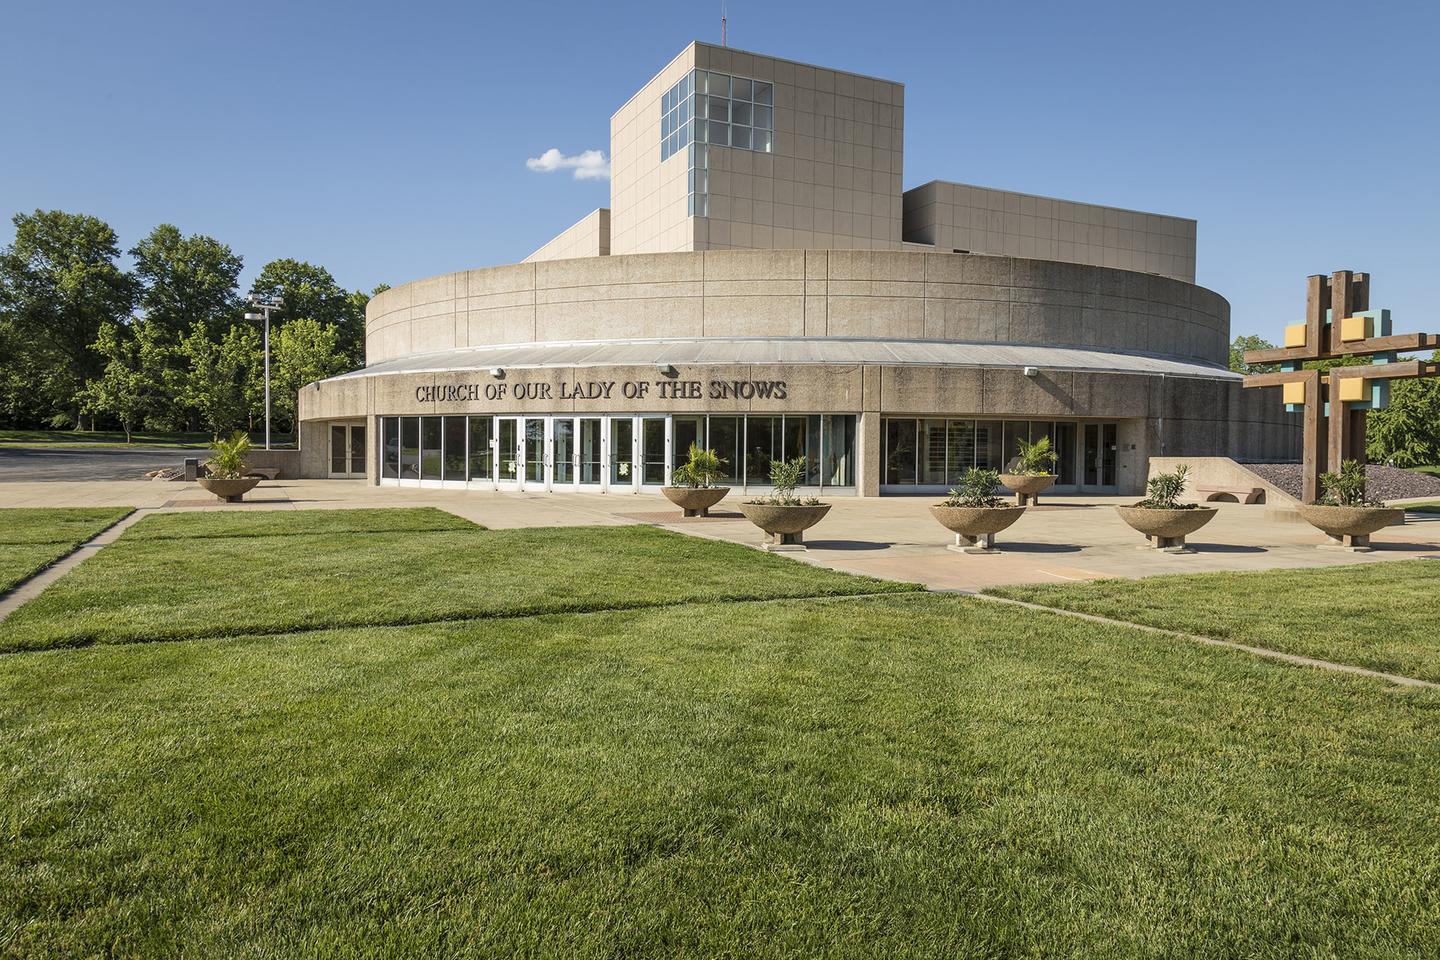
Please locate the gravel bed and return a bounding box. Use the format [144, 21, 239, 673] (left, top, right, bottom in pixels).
[1245, 462, 1440, 503]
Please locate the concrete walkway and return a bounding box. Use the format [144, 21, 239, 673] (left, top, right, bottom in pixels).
[2, 478, 1436, 591]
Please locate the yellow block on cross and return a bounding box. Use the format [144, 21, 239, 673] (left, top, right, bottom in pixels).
[1340, 315, 1372, 342]
[1284, 323, 1307, 348]
[1282, 380, 1306, 405]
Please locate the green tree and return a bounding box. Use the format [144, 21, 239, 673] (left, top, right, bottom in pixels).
[1367, 354, 1440, 468]
[271, 317, 350, 428]
[130, 224, 243, 341]
[0, 210, 136, 427]
[78, 321, 165, 442]
[1229, 334, 1276, 374]
[177, 321, 252, 434]
[249, 260, 377, 369]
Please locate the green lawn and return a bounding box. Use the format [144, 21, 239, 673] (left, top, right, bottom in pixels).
[0, 507, 133, 592]
[0, 429, 293, 448]
[3, 594, 1439, 957]
[0, 511, 915, 652]
[1405, 501, 1440, 514]
[1410, 465, 1440, 478]
[988, 559, 1440, 682]
[123, 506, 479, 540]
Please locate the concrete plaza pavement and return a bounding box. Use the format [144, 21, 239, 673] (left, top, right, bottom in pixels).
[2, 476, 1436, 591]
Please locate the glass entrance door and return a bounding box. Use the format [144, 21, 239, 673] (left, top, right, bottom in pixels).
[640, 417, 667, 487]
[329, 424, 366, 478]
[552, 418, 575, 489]
[578, 418, 603, 489]
[609, 417, 635, 491]
[496, 418, 520, 490]
[1082, 422, 1119, 491]
[523, 417, 546, 490]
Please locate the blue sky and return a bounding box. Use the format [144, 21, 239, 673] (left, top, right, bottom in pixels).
[2, 0, 1435, 340]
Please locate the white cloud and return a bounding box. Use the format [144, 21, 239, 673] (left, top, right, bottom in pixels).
[526, 148, 611, 181]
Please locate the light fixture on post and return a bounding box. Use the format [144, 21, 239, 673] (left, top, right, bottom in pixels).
[244, 294, 284, 450]
[1023, 366, 1039, 378]
[656, 363, 677, 377]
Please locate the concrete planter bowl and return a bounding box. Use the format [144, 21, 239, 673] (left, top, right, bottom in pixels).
[999, 473, 1056, 505]
[1295, 503, 1403, 551]
[198, 476, 261, 503]
[1114, 505, 1217, 553]
[660, 486, 730, 517]
[738, 502, 831, 551]
[930, 504, 1026, 554]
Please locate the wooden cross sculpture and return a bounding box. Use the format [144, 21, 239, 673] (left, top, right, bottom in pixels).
[1242, 271, 1439, 503]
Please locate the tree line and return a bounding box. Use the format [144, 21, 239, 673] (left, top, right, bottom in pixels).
[0, 210, 386, 441]
[1230, 334, 1440, 468]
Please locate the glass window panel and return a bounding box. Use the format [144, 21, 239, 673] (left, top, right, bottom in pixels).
[672, 416, 702, 472]
[420, 416, 442, 481]
[706, 416, 740, 484]
[642, 418, 666, 485]
[976, 420, 1004, 471]
[731, 126, 751, 150]
[662, 112, 671, 138]
[822, 415, 855, 487]
[679, 99, 690, 125]
[400, 417, 420, 480]
[884, 419, 917, 485]
[753, 104, 772, 130]
[708, 121, 728, 146]
[920, 418, 948, 485]
[1054, 422, 1076, 486]
[705, 70, 726, 94]
[695, 170, 708, 194]
[781, 416, 807, 480]
[579, 418, 603, 484]
[441, 416, 466, 481]
[693, 119, 707, 143]
[695, 194, 708, 217]
[553, 418, 574, 485]
[1102, 423, 1118, 487]
[662, 89, 672, 114]
[754, 81, 773, 105]
[946, 420, 976, 484]
[687, 193, 696, 217]
[330, 425, 346, 474]
[755, 128, 774, 153]
[694, 143, 707, 168]
[383, 417, 400, 479]
[468, 416, 492, 480]
[1083, 424, 1100, 486]
[709, 98, 729, 123]
[731, 77, 752, 101]
[1028, 421, 1055, 476]
[350, 424, 366, 475]
[694, 94, 708, 120]
[498, 419, 518, 481]
[806, 415, 822, 486]
[1002, 421, 1030, 471]
[680, 72, 691, 98]
[610, 417, 634, 485]
[732, 101, 752, 126]
[745, 416, 778, 485]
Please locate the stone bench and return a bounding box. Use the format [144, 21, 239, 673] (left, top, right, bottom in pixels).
[242, 467, 281, 480]
[1196, 484, 1264, 504]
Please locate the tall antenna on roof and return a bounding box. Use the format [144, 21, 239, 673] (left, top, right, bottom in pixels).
[721, 0, 727, 46]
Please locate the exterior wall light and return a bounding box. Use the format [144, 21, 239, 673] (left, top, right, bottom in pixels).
[1023, 366, 1040, 377]
[489, 367, 505, 378]
[657, 363, 677, 377]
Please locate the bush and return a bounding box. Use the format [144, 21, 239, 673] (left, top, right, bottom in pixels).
[206, 431, 251, 479]
[1136, 464, 1197, 510]
[1013, 435, 1059, 476]
[941, 468, 1005, 508]
[1319, 460, 1383, 507]
[671, 444, 727, 488]
[748, 456, 820, 506]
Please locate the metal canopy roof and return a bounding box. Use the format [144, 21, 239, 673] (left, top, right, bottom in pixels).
[329, 337, 1239, 382]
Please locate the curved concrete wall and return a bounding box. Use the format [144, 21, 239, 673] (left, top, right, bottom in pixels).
[366, 250, 1230, 368]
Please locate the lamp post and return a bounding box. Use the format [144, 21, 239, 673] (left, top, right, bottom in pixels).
[244, 295, 284, 450]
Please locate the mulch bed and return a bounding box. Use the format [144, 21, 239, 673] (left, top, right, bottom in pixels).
[1245, 463, 1440, 502]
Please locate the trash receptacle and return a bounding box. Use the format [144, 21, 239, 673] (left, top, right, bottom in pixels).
[184, 458, 199, 481]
